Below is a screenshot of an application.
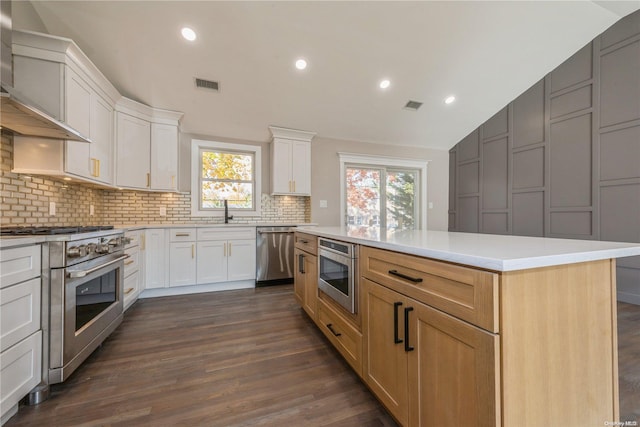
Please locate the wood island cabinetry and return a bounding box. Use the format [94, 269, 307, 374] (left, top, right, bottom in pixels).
[294, 232, 318, 319]
[294, 229, 627, 427]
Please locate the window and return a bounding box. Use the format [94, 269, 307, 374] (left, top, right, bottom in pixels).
[339, 153, 428, 235]
[191, 139, 261, 217]
[346, 166, 419, 231]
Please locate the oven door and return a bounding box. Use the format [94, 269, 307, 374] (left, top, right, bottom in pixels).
[50, 252, 126, 382]
[318, 248, 357, 313]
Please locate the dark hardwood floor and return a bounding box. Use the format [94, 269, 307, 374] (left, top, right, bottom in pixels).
[6, 285, 397, 427]
[6, 287, 640, 426]
[618, 302, 640, 423]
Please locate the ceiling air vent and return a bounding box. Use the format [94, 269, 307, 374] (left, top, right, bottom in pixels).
[195, 78, 219, 92]
[404, 100, 423, 111]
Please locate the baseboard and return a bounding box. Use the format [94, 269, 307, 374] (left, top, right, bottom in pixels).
[139, 280, 255, 299]
[1, 404, 19, 426]
[617, 291, 640, 306]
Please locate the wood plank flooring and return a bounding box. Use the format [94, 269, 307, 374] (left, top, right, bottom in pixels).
[618, 302, 640, 423]
[6, 285, 397, 427]
[5, 287, 640, 426]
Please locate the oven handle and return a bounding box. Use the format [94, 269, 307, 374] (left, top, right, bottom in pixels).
[67, 254, 130, 278]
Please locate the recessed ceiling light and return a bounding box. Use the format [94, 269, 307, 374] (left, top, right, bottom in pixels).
[444, 95, 456, 104]
[295, 59, 307, 70]
[379, 79, 391, 89]
[181, 27, 197, 41]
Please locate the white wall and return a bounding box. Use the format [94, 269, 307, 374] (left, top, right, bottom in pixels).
[310, 136, 449, 230]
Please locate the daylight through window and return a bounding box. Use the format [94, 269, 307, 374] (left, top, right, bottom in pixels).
[199, 149, 255, 210]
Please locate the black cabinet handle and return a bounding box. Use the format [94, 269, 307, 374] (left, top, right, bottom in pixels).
[388, 269, 423, 283]
[300, 239, 309, 244]
[326, 323, 342, 337]
[404, 307, 414, 352]
[393, 302, 403, 344]
[298, 254, 305, 274]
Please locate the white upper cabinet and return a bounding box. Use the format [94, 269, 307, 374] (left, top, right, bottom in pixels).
[269, 126, 315, 195]
[115, 98, 182, 191]
[11, 30, 182, 191]
[116, 111, 151, 189]
[151, 123, 179, 191]
[11, 30, 119, 186]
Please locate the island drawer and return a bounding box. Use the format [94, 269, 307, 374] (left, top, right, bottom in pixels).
[360, 246, 499, 333]
[317, 298, 363, 377]
[294, 232, 317, 255]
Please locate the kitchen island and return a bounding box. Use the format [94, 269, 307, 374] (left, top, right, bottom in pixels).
[295, 226, 640, 427]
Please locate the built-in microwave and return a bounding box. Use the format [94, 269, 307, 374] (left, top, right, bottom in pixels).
[317, 237, 358, 314]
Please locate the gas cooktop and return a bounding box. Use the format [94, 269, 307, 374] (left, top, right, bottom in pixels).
[0, 225, 114, 236]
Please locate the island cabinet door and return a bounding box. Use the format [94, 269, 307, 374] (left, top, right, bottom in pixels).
[407, 299, 500, 427]
[362, 278, 410, 426]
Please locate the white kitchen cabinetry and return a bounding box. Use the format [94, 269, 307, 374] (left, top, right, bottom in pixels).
[123, 230, 144, 310]
[11, 31, 119, 186]
[115, 98, 182, 191]
[169, 229, 197, 287]
[269, 126, 315, 195]
[196, 227, 256, 284]
[0, 244, 42, 424]
[151, 123, 179, 191]
[144, 229, 167, 289]
[116, 112, 151, 189]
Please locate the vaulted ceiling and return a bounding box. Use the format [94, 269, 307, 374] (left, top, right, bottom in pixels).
[14, 1, 640, 150]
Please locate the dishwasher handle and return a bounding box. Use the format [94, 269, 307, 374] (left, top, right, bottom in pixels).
[257, 230, 295, 234]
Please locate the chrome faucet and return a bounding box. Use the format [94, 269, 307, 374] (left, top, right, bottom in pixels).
[224, 199, 233, 224]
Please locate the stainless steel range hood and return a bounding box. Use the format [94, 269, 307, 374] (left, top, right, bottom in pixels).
[0, 0, 91, 143]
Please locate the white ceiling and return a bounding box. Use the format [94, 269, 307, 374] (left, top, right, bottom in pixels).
[15, 1, 640, 150]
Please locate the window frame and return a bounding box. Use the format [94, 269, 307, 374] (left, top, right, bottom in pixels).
[191, 139, 262, 217]
[339, 152, 428, 229]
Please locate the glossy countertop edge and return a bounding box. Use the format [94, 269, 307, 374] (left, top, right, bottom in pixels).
[116, 222, 317, 231]
[0, 236, 46, 248]
[296, 226, 640, 272]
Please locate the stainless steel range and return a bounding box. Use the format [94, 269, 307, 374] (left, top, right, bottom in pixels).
[1, 226, 127, 403]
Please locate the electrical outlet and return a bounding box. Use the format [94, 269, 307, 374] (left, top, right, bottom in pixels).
[49, 201, 56, 216]
[90, 204, 95, 216]
[159, 206, 167, 216]
[277, 208, 284, 216]
[319, 200, 328, 208]
[428, 202, 434, 209]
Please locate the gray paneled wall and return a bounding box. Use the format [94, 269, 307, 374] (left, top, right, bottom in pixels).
[448, 10, 640, 304]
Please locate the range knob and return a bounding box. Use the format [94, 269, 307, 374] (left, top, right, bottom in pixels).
[77, 245, 88, 257]
[107, 237, 121, 246]
[67, 246, 81, 258]
[86, 243, 97, 254]
[95, 243, 111, 254]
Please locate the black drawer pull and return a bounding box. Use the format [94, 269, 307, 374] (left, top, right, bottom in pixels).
[388, 269, 423, 283]
[298, 254, 306, 274]
[404, 307, 414, 352]
[300, 239, 309, 244]
[393, 302, 403, 344]
[326, 323, 342, 337]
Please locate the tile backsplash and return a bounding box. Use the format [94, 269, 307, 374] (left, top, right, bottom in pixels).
[1, 134, 310, 226]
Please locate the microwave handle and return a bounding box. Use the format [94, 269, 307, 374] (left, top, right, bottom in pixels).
[67, 254, 129, 278]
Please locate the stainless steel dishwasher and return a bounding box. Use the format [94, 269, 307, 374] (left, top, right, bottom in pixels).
[256, 226, 297, 285]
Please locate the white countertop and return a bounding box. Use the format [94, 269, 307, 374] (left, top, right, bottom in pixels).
[298, 226, 640, 272]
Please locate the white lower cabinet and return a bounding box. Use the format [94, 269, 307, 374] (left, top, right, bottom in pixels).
[143, 227, 256, 292]
[0, 332, 42, 418]
[144, 229, 166, 289]
[169, 242, 197, 287]
[196, 241, 227, 284]
[226, 239, 256, 281]
[0, 245, 42, 423]
[123, 230, 144, 310]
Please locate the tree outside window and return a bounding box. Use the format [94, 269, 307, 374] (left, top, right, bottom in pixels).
[346, 165, 418, 236]
[200, 150, 254, 210]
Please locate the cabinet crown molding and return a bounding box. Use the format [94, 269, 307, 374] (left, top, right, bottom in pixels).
[116, 96, 183, 125]
[269, 125, 316, 142]
[12, 30, 120, 104]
